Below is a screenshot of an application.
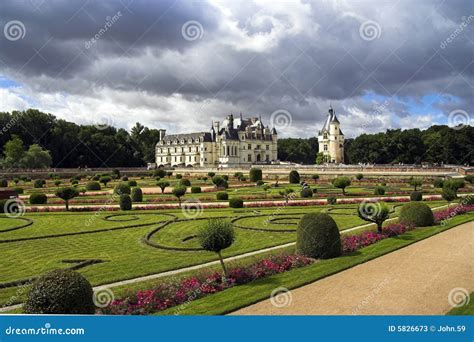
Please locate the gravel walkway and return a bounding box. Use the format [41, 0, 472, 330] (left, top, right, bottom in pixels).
[233, 221, 474, 315]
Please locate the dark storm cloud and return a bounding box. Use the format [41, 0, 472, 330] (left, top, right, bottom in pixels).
[0, 0, 472, 134]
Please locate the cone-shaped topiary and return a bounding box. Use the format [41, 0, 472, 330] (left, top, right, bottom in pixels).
[289, 170, 300, 184]
[410, 191, 423, 201]
[249, 168, 262, 182]
[119, 194, 132, 210]
[24, 269, 95, 314]
[296, 213, 341, 259]
[130, 187, 143, 202]
[398, 202, 434, 227]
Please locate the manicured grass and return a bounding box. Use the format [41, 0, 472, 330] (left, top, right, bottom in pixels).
[446, 292, 474, 315]
[157, 212, 474, 315]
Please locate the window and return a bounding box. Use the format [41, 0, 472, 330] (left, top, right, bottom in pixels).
[248, 154, 252, 162]
[248, 144, 251, 150]
[174, 147, 177, 153]
[324, 144, 328, 151]
[266, 145, 269, 150]
[266, 155, 269, 161]
[189, 147, 191, 152]
[323, 132, 328, 139]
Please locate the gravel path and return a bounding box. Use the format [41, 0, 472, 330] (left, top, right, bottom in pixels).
[233, 221, 474, 315]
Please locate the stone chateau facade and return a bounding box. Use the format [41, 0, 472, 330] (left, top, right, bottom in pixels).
[317, 106, 345, 163]
[155, 114, 278, 167]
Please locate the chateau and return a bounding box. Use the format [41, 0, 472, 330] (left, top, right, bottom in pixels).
[155, 114, 278, 167]
[317, 106, 345, 163]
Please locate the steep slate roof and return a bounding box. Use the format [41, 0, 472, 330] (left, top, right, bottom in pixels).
[319, 107, 344, 136]
[161, 132, 213, 142]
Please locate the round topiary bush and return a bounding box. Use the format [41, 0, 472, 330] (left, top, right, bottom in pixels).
[175, 174, 183, 179]
[398, 202, 434, 227]
[24, 269, 95, 314]
[0, 179, 8, 187]
[86, 181, 101, 191]
[154, 169, 166, 178]
[374, 186, 385, 195]
[191, 186, 201, 193]
[34, 179, 44, 188]
[122, 176, 129, 181]
[180, 179, 191, 187]
[410, 191, 423, 201]
[131, 187, 143, 202]
[128, 180, 137, 187]
[300, 188, 313, 198]
[14, 187, 24, 195]
[229, 197, 244, 208]
[289, 170, 300, 184]
[216, 192, 228, 200]
[29, 193, 47, 205]
[327, 196, 337, 205]
[256, 180, 264, 186]
[249, 168, 263, 182]
[119, 194, 132, 210]
[114, 182, 131, 195]
[296, 213, 341, 259]
[212, 176, 228, 189]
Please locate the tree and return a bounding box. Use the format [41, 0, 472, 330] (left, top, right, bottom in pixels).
[441, 187, 457, 208]
[262, 184, 270, 198]
[279, 188, 294, 204]
[197, 219, 235, 277]
[157, 181, 170, 193]
[408, 177, 423, 191]
[172, 186, 187, 207]
[358, 201, 390, 233]
[55, 187, 79, 211]
[100, 176, 111, 187]
[22, 144, 53, 168]
[355, 173, 363, 181]
[1, 135, 25, 167]
[315, 152, 325, 165]
[54, 180, 61, 188]
[332, 177, 351, 195]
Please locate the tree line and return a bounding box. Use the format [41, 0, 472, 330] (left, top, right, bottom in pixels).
[0, 109, 472, 168]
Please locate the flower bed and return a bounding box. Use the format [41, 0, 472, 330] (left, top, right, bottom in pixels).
[98, 254, 313, 315]
[433, 204, 474, 224]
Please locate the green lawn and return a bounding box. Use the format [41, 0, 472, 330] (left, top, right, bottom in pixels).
[446, 292, 474, 315]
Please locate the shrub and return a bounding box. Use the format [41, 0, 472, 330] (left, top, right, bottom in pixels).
[433, 178, 444, 188]
[374, 186, 385, 195]
[55, 187, 79, 211]
[54, 180, 62, 187]
[229, 197, 244, 208]
[128, 180, 137, 187]
[207, 172, 215, 178]
[24, 269, 95, 314]
[441, 187, 457, 203]
[34, 179, 44, 188]
[408, 177, 423, 190]
[355, 173, 363, 180]
[332, 177, 351, 195]
[311, 174, 319, 183]
[300, 188, 313, 198]
[29, 193, 47, 205]
[256, 180, 264, 186]
[131, 187, 143, 202]
[180, 179, 191, 187]
[122, 176, 129, 181]
[410, 191, 423, 201]
[289, 170, 300, 184]
[312, 188, 318, 194]
[154, 169, 166, 178]
[197, 219, 235, 276]
[249, 168, 263, 182]
[191, 186, 201, 193]
[216, 192, 228, 200]
[166, 171, 173, 177]
[114, 183, 131, 195]
[175, 174, 183, 179]
[296, 213, 341, 259]
[222, 175, 229, 181]
[157, 181, 170, 193]
[234, 172, 244, 180]
[99, 176, 111, 187]
[86, 182, 101, 191]
[13, 187, 24, 195]
[0, 179, 7, 187]
[92, 175, 100, 181]
[465, 175, 474, 184]
[398, 202, 434, 227]
[212, 176, 228, 188]
[327, 196, 337, 205]
[71, 180, 79, 185]
[112, 169, 121, 179]
[120, 194, 132, 210]
[444, 179, 465, 191]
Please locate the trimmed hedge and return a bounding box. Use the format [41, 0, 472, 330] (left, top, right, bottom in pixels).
[398, 202, 434, 227]
[289, 170, 300, 184]
[229, 198, 244, 208]
[131, 187, 143, 202]
[296, 213, 341, 259]
[300, 188, 313, 198]
[128, 180, 138, 187]
[114, 183, 131, 195]
[191, 186, 202, 193]
[180, 179, 191, 187]
[374, 186, 385, 195]
[249, 168, 262, 182]
[29, 193, 48, 205]
[13, 187, 24, 195]
[24, 269, 95, 314]
[410, 191, 423, 201]
[216, 192, 229, 200]
[34, 179, 44, 188]
[119, 194, 132, 210]
[85, 182, 101, 191]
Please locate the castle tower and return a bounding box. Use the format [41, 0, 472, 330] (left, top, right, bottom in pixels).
[317, 106, 344, 163]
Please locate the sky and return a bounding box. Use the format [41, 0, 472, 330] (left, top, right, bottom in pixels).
[0, 0, 472, 138]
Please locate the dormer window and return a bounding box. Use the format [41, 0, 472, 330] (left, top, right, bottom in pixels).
[323, 132, 328, 139]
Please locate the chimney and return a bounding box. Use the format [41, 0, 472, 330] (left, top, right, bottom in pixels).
[159, 129, 166, 141]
